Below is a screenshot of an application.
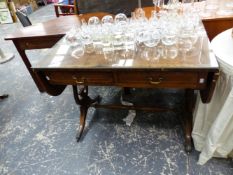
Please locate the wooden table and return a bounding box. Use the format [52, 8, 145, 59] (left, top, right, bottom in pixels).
[31, 30, 219, 152]
[4, 4, 229, 151]
[5, 5, 233, 93]
[5, 16, 80, 93]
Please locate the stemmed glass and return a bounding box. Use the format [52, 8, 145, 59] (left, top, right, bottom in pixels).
[143, 29, 161, 61]
[153, 0, 164, 11]
[65, 26, 85, 59]
[88, 16, 102, 54]
[101, 15, 115, 62]
[112, 13, 128, 51]
[161, 21, 178, 59]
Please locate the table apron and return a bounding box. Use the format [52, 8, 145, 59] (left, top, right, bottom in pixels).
[41, 70, 211, 89]
[14, 36, 63, 50]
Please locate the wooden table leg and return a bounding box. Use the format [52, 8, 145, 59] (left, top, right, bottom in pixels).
[0, 94, 8, 99]
[13, 41, 45, 93]
[72, 85, 100, 141]
[183, 89, 195, 152]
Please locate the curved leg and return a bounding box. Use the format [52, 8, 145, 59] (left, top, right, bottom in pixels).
[183, 89, 195, 152]
[0, 94, 8, 99]
[76, 106, 88, 141]
[72, 85, 100, 141]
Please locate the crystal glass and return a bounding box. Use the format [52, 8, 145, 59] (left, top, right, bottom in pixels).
[112, 13, 128, 51]
[71, 45, 85, 59]
[153, 0, 166, 16]
[81, 30, 94, 54]
[153, 0, 164, 10]
[178, 21, 195, 59]
[88, 16, 100, 26]
[161, 25, 178, 59]
[101, 15, 114, 24]
[103, 44, 115, 63]
[67, 28, 84, 59]
[88, 16, 102, 54]
[65, 27, 80, 47]
[114, 13, 128, 24]
[143, 30, 160, 48]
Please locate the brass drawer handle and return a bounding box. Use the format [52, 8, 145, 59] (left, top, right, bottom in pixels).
[148, 77, 163, 85]
[72, 76, 85, 84]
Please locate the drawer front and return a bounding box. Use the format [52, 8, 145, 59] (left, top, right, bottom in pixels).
[19, 36, 62, 50]
[45, 71, 114, 85]
[116, 71, 199, 88]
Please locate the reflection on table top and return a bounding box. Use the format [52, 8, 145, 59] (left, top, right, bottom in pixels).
[5, 16, 81, 40]
[211, 28, 233, 68]
[33, 33, 218, 70]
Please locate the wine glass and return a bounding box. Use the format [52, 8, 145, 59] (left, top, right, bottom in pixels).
[112, 13, 128, 50]
[177, 22, 195, 60]
[65, 28, 84, 59]
[143, 30, 160, 48]
[65, 27, 78, 46]
[153, 0, 164, 10]
[161, 26, 178, 59]
[88, 16, 100, 26]
[88, 16, 102, 54]
[102, 15, 114, 25]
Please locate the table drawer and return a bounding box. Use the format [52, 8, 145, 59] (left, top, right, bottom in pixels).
[116, 71, 199, 88]
[45, 71, 114, 85]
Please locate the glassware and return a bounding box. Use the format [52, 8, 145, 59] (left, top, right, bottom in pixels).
[112, 13, 128, 51]
[166, 0, 180, 13]
[161, 26, 178, 59]
[153, 0, 164, 10]
[82, 31, 94, 54]
[177, 23, 194, 60]
[65, 27, 80, 47]
[88, 16, 100, 26]
[72, 45, 85, 59]
[88, 16, 102, 54]
[102, 15, 114, 25]
[143, 30, 160, 48]
[66, 28, 84, 59]
[114, 13, 128, 24]
[103, 44, 115, 63]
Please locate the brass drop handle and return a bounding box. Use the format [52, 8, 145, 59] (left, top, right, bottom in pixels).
[72, 76, 85, 84]
[148, 77, 163, 85]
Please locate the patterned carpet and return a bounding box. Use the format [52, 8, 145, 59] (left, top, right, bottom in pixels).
[0, 4, 232, 175]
